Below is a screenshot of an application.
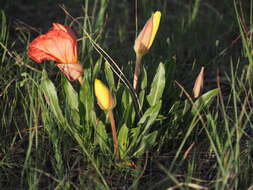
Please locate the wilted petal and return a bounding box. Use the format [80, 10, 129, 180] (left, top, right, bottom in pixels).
[57, 63, 83, 81]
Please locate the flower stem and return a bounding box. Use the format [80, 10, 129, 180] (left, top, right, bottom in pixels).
[133, 54, 142, 90]
[108, 110, 119, 160]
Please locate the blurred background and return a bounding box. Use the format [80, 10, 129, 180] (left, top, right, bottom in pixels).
[1, 0, 246, 71]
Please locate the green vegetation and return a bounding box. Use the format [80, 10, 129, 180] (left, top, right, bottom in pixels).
[1, 0, 253, 189]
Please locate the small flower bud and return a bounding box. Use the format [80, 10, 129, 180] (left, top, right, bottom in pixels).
[193, 67, 205, 98]
[94, 79, 115, 110]
[134, 11, 161, 57]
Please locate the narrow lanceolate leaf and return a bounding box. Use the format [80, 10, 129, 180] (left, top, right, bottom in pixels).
[127, 102, 161, 155]
[132, 130, 158, 157]
[139, 66, 148, 109]
[95, 120, 109, 154]
[147, 62, 165, 106]
[40, 70, 65, 125]
[63, 78, 80, 125]
[193, 67, 204, 98]
[104, 61, 115, 91]
[92, 58, 102, 81]
[192, 88, 219, 115]
[140, 66, 148, 90]
[118, 124, 129, 158]
[63, 78, 79, 111]
[138, 101, 161, 126]
[80, 79, 96, 125]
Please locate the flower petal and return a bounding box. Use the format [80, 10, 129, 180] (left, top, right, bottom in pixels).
[57, 63, 83, 81]
[28, 23, 78, 64]
[148, 11, 161, 49]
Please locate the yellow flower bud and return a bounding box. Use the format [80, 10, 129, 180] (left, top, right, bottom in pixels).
[94, 79, 115, 110]
[134, 11, 161, 57]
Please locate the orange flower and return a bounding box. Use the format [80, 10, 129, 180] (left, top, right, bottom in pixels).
[28, 23, 83, 81]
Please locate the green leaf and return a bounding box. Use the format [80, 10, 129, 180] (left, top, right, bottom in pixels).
[138, 90, 145, 110]
[95, 120, 110, 154]
[63, 78, 80, 125]
[104, 61, 115, 91]
[121, 104, 135, 129]
[133, 131, 158, 157]
[120, 88, 136, 124]
[138, 66, 148, 109]
[79, 79, 96, 125]
[169, 99, 191, 120]
[94, 0, 108, 30]
[118, 124, 129, 158]
[192, 88, 219, 115]
[127, 102, 161, 156]
[92, 58, 102, 81]
[147, 62, 165, 106]
[140, 66, 147, 90]
[138, 101, 161, 127]
[63, 78, 79, 111]
[121, 88, 132, 109]
[40, 71, 65, 125]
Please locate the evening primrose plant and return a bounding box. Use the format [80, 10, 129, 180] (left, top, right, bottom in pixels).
[2, 0, 253, 188]
[27, 9, 219, 167]
[25, 5, 221, 187]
